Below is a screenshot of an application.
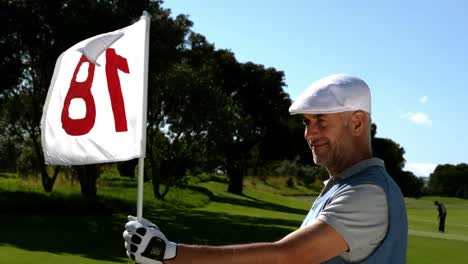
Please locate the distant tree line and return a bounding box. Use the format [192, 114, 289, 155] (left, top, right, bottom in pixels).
[2, 0, 457, 199]
[428, 163, 468, 199]
[371, 124, 424, 197]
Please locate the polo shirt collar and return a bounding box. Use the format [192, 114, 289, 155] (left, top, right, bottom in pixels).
[323, 158, 385, 185]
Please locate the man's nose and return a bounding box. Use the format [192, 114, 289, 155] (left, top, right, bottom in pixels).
[304, 123, 319, 140]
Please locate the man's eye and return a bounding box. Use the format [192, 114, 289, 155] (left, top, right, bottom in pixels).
[303, 119, 310, 126]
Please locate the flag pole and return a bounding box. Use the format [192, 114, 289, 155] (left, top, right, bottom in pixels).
[137, 11, 151, 219]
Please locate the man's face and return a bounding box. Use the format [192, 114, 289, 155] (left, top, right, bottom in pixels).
[303, 112, 352, 169]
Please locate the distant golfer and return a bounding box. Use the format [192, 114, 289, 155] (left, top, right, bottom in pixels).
[123, 74, 408, 263]
[434, 201, 447, 232]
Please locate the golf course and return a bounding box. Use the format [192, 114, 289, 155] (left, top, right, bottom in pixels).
[1, 167, 467, 264]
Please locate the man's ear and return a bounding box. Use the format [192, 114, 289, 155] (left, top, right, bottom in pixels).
[350, 111, 366, 136]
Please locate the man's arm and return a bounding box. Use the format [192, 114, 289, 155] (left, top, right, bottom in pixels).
[166, 219, 348, 264]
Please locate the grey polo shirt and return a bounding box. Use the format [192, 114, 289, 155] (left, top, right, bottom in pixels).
[316, 159, 389, 262]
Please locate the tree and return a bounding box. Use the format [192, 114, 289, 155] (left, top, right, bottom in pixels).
[74, 164, 101, 198]
[396, 170, 424, 197]
[111, 4, 196, 199]
[429, 163, 468, 198]
[371, 124, 422, 197]
[117, 159, 138, 178]
[206, 51, 297, 194]
[143, 12, 196, 199]
[1, 0, 159, 192]
[372, 137, 405, 180]
[0, 98, 22, 172]
[145, 30, 298, 195]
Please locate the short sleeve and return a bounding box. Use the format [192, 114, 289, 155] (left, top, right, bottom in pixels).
[316, 184, 388, 261]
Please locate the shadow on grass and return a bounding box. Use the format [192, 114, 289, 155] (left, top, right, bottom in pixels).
[0, 189, 301, 263]
[98, 176, 138, 189]
[149, 209, 300, 245]
[0, 190, 136, 262]
[0, 190, 133, 215]
[187, 185, 309, 215]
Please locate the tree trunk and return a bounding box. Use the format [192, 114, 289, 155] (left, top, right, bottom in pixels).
[76, 165, 100, 198]
[117, 159, 138, 178]
[227, 162, 243, 195]
[150, 159, 163, 199]
[31, 129, 59, 192]
[41, 168, 53, 192]
[40, 166, 60, 192]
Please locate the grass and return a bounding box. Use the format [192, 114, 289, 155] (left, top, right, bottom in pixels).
[404, 196, 468, 263]
[0, 247, 120, 264]
[1, 170, 468, 263]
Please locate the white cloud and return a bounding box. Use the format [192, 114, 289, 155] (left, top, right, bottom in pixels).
[401, 112, 432, 126]
[404, 162, 438, 177]
[420, 96, 428, 104]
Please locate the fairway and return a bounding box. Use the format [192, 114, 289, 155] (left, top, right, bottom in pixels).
[409, 230, 468, 242]
[405, 196, 468, 263]
[1, 173, 468, 263]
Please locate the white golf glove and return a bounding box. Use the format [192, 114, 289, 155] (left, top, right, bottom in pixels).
[123, 215, 177, 264]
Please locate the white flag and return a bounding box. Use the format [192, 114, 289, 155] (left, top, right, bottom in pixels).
[41, 17, 148, 165]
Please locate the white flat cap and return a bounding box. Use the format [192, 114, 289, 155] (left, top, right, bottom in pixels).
[289, 74, 371, 115]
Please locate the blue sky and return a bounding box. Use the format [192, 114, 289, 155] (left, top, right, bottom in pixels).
[162, 0, 468, 177]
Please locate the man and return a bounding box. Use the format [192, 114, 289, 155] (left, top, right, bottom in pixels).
[123, 74, 408, 264]
[434, 201, 447, 232]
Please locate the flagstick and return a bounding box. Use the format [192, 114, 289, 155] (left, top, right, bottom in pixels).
[137, 11, 151, 220]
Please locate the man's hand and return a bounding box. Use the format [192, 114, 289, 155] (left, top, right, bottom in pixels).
[123, 215, 177, 264]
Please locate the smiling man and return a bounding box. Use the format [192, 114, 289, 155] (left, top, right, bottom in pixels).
[123, 74, 408, 264]
[289, 74, 408, 263]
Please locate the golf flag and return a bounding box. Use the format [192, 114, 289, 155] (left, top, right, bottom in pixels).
[41, 15, 149, 165]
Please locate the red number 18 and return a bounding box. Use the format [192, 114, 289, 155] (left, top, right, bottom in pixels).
[61, 48, 129, 136]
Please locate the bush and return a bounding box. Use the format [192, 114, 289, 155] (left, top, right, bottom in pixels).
[273, 159, 298, 177]
[257, 159, 328, 188]
[0, 141, 18, 172]
[189, 172, 229, 184]
[15, 140, 39, 178]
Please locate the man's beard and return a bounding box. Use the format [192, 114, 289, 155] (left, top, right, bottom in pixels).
[312, 143, 342, 169]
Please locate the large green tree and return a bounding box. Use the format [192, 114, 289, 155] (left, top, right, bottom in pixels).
[145, 31, 300, 195]
[1, 0, 155, 192]
[208, 52, 297, 194]
[429, 163, 468, 198]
